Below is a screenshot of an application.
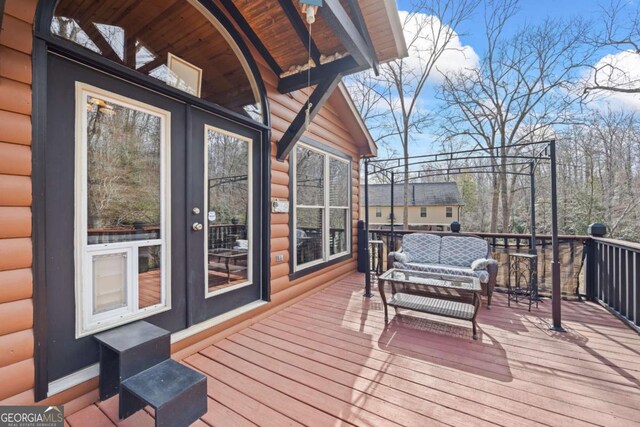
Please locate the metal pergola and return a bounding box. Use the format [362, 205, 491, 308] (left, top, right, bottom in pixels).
[363, 140, 565, 331]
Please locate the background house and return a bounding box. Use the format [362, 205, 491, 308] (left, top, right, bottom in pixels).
[362, 182, 463, 231]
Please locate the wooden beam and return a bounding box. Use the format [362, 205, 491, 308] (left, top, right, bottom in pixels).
[320, 0, 375, 68]
[277, 0, 322, 67]
[276, 73, 342, 161]
[278, 56, 363, 93]
[346, 0, 378, 75]
[0, 0, 5, 39]
[218, 0, 283, 76]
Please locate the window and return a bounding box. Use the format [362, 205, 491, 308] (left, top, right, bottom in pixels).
[205, 127, 252, 295]
[420, 207, 427, 217]
[375, 207, 382, 218]
[294, 145, 350, 270]
[51, 0, 263, 122]
[75, 83, 170, 337]
[446, 207, 453, 218]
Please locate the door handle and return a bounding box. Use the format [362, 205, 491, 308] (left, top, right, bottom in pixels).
[192, 222, 203, 231]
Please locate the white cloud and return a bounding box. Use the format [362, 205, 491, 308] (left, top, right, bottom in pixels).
[397, 10, 479, 83]
[585, 50, 640, 111]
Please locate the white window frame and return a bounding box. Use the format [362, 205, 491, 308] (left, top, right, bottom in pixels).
[420, 207, 427, 217]
[74, 82, 172, 338]
[293, 143, 351, 272]
[375, 207, 382, 218]
[204, 125, 253, 298]
[446, 206, 453, 218]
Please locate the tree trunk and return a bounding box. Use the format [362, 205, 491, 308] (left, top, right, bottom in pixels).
[490, 173, 500, 233]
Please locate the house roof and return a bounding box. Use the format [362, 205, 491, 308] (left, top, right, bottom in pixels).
[366, 182, 464, 207]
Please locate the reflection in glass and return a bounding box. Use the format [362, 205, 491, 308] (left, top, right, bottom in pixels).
[296, 147, 324, 206]
[86, 95, 161, 244]
[93, 252, 127, 314]
[138, 245, 162, 308]
[330, 209, 348, 255]
[296, 208, 324, 266]
[329, 158, 349, 207]
[207, 129, 250, 293]
[51, 0, 263, 121]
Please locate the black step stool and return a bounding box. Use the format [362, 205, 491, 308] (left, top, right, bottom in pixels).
[120, 359, 207, 427]
[95, 321, 207, 427]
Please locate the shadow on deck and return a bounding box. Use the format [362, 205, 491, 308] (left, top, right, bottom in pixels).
[65, 273, 640, 427]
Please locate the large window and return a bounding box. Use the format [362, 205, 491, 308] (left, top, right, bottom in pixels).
[75, 83, 170, 337]
[51, 0, 263, 122]
[294, 145, 350, 270]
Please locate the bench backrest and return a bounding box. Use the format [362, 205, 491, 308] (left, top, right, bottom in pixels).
[401, 233, 489, 267]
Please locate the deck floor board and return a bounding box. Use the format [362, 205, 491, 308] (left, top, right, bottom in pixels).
[66, 273, 640, 426]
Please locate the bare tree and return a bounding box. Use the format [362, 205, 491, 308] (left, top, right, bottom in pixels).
[583, 0, 640, 96]
[438, 0, 590, 232]
[348, 0, 480, 229]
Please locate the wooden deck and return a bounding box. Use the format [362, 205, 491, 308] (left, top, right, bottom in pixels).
[65, 273, 640, 426]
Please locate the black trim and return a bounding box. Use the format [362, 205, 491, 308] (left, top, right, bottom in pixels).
[321, 0, 375, 68]
[276, 73, 343, 161]
[262, 128, 272, 302]
[218, 0, 284, 76]
[288, 138, 353, 281]
[346, 0, 379, 75]
[32, 36, 49, 402]
[277, 0, 321, 66]
[0, 0, 6, 33]
[278, 56, 362, 93]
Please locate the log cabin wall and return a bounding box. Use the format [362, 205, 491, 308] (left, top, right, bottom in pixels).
[0, 0, 363, 405]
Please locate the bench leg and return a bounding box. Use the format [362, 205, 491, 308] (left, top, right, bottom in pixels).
[119, 388, 146, 420]
[472, 321, 478, 340]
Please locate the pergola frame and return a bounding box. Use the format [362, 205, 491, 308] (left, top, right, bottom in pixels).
[363, 140, 565, 331]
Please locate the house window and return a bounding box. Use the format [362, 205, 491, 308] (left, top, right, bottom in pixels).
[420, 207, 427, 217]
[375, 207, 382, 218]
[75, 83, 170, 337]
[446, 207, 453, 218]
[294, 145, 350, 270]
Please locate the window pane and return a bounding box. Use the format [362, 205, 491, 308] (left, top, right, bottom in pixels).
[138, 245, 161, 308]
[52, 0, 263, 121]
[93, 252, 127, 314]
[86, 95, 161, 244]
[296, 208, 323, 265]
[330, 208, 348, 255]
[207, 129, 250, 293]
[329, 158, 349, 207]
[296, 147, 324, 206]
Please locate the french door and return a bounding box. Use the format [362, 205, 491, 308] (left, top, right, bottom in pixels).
[186, 108, 263, 325]
[45, 54, 264, 383]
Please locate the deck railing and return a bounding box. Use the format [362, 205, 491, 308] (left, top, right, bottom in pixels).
[366, 229, 588, 297]
[586, 238, 640, 332]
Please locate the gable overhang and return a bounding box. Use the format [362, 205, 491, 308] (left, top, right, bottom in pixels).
[217, 0, 405, 161]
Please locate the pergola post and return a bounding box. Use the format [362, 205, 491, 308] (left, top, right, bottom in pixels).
[549, 140, 565, 331]
[529, 161, 538, 296]
[389, 170, 395, 252]
[364, 158, 372, 297]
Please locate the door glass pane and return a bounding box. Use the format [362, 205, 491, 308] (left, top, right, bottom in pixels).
[296, 208, 323, 266]
[329, 158, 349, 207]
[138, 245, 162, 308]
[206, 128, 250, 293]
[93, 252, 127, 314]
[296, 147, 324, 206]
[86, 95, 161, 244]
[330, 208, 348, 256]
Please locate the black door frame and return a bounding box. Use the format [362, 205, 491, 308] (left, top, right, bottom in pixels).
[32, 0, 271, 401]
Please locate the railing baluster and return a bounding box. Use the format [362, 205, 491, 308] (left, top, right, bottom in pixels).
[636, 252, 640, 327]
[620, 248, 627, 316]
[628, 250, 635, 323]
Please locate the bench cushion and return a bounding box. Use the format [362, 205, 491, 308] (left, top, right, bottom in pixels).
[439, 236, 488, 267]
[393, 261, 490, 284]
[401, 233, 441, 264]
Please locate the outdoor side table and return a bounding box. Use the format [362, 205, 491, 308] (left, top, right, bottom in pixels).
[507, 253, 538, 311]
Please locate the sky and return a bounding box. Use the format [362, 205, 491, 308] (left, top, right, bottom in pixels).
[371, 0, 640, 157]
